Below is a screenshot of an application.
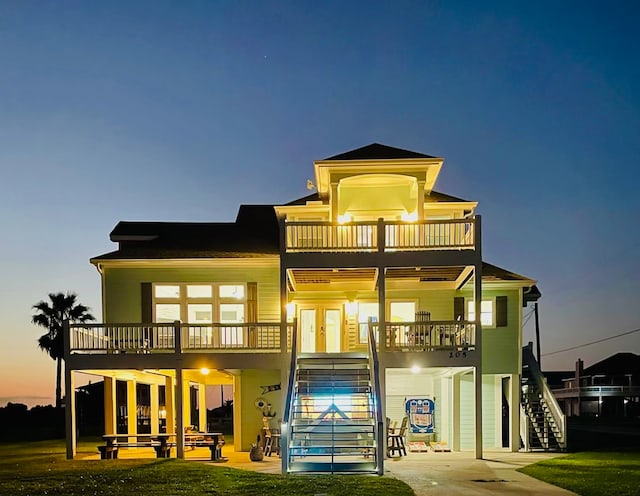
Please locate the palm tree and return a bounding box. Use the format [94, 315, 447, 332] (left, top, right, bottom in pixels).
[32, 292, 95, 408]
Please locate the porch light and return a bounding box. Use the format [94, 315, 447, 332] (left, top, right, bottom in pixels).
[337, 213, 352, 224]
[345, 301, 358, 317]
[286, 302, 296, 322]
[411, 365, 421, 374]
[401, 211, 418, 222]
[200, 367, 210, 375]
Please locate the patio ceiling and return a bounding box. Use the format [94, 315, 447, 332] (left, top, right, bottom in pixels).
[287, 265, 472, 291]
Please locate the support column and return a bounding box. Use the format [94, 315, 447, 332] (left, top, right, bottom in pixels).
[104, 376, 117, 435]
[452, 373, 460, 451]
[126, 380, 137, 439]
[233, 374, 242, 452]
[330, 182, 338, 220]
[510, 374, 520, 452]
[417, 180, 425, 220]
[65, 368, 76, 459]
[165, 376, 175, 435]
[377, 218, 386, 350]
[474, 263, 483, 459]
[150, 384, 159, 435]
[198, 384, 207, 432]
[176, 369, 185, 458]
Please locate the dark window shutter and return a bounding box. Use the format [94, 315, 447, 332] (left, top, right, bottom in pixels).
[496, 296, 508, 327]
[247, 282, 257, 322]
[141, 283, 152, 323]
[454, 297, 465, 320]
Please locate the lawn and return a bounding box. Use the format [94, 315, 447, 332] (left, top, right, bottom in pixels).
[0, 439, 415, 496]
[518, 451, 640, 496]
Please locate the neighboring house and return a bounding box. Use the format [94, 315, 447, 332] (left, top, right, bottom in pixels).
[552, 353, 640, 418]
[63, 143, 557, 473]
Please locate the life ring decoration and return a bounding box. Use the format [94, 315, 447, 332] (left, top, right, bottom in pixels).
[255, 397, 267, 410]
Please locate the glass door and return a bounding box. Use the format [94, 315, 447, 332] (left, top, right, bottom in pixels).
[298, 306, 342, 353]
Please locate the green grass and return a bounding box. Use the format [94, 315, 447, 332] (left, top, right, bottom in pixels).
[0, 439, 414, 496]
[518, 451, 640, 496]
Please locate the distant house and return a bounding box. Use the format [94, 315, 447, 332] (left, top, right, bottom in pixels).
[552, 353, 640, 417]
[63, 143, 563, 473]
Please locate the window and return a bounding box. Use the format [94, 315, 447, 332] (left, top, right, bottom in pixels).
[389, 301, 415, 322]
[152, 283, 247, 346]
[357, 302, 378, 343]
[467, 299, 494, 327]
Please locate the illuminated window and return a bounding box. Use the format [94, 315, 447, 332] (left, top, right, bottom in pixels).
[467, 299, 494, 327]
[358, 302, 378, 343]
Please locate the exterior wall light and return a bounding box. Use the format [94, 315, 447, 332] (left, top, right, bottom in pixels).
[286, 302, 296, 322]
[200, 367, 210, 375]
[401, 211, 418, 222]
[411, 365, 421, 374]
[345, 301, 358, 317]
[337, 213, 352, 224]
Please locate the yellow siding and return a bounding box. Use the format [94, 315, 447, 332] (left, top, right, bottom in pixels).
[102, 265, 280, 322]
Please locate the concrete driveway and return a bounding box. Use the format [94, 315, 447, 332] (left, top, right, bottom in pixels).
[384, 450, 577, 496]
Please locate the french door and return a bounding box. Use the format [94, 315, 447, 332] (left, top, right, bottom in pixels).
[298, 306, 342, 353]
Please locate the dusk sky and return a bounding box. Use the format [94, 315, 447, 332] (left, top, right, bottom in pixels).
[1, 1, 638, 407]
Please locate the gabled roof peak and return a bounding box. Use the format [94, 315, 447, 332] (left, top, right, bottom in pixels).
[324, 143, 436, 161]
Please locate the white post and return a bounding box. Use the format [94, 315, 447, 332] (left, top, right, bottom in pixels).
[65, 368, 76, 459]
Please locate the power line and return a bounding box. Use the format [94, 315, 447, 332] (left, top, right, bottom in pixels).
[522, 309, 535, 327]
[542, 328, 640, 357]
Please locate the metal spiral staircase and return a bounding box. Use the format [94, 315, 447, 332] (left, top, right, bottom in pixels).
[520, 343, 567, 451]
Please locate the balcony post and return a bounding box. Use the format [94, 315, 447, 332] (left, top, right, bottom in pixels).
[377, 218, 386, 349]
[174, 320, 182, 354]
[473, 215, 483, 460]
[64, 367, 76, 459]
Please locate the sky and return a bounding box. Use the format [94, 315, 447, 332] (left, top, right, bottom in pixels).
[0, 0, 638, 407]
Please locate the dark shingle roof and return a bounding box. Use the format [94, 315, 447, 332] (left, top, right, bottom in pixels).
[585, 353, 640, 377]
[324, 143, 435, 161]
[482, 262, 535, 283]
[92, 205, 280, 261]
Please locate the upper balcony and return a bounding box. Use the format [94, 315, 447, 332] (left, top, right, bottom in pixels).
[283, 218, 477, 254]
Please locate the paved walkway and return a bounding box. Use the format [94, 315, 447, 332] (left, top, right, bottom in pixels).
[384, 451, 576, 495]
[89, 446, 576, 495]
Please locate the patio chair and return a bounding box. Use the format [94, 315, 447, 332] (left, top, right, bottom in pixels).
[387, 416, 408, 457]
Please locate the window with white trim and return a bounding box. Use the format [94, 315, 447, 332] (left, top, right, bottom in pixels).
[467, 299, 494, 327]
[153, 284, 246, 346]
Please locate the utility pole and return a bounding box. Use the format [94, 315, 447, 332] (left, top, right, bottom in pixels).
[534, 302, 542, 369]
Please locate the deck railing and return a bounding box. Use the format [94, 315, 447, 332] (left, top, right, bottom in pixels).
[284, 218, 475, 253]
[68, 322, 290, 354]
[369, 320, 476, 352]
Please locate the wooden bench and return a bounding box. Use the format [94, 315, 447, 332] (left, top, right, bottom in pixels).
[100, 434, 173, 459]
[185, 433, 225, 461]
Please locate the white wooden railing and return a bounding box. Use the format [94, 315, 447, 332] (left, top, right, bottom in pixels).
[68, 322, 290, 354]
[284, 218, 476, 253]
[367, 320, 476, 352]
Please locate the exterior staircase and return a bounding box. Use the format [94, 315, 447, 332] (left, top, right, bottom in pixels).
[283, 353, 381, 473]
[520, 343, 567, 451]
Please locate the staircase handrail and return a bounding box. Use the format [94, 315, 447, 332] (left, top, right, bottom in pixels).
[522, 344, 567, 449]
[282, 317, 298, 473]
[368, 318, 384, 475]
[519, 404, 530, 451]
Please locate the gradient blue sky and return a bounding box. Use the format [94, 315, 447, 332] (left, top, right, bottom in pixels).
[1, 1, 638, 406]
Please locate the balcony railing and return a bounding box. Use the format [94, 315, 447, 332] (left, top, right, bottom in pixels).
[68, 322, 290, 354]
[284, 218, 475, 253]
[553, 385, 640, 397]
[368, 320, 476, 352]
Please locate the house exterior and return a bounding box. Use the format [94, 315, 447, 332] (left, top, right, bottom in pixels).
[64, 143, 547, 473]
[552, 353, 640, 418]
